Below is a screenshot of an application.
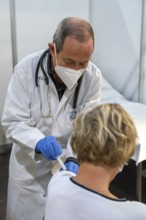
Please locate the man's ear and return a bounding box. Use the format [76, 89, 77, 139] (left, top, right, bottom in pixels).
[48, 43, 55, 57]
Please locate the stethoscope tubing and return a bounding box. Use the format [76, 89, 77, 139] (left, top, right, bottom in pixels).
[35, 49, 49, 86]
[35, 49, 83, 110]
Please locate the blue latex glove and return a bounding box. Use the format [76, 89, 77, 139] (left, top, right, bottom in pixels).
[35, 136, 62, 160]
[65, 161, 79, 174]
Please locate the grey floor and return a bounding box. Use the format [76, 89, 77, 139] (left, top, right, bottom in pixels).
[0, 148, 146, 220]
[0, 148, 10, 220]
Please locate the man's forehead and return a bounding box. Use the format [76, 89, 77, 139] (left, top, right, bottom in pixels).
[63, 57, 89, 63]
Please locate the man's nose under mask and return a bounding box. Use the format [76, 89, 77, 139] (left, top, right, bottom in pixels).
[53, 44, 85, 90]
[55, 65, 85, 90]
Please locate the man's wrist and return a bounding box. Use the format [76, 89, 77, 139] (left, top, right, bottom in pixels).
[65, 157, 79, 165]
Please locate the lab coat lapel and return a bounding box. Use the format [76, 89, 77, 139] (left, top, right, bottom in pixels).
[54, 85, 77, 119]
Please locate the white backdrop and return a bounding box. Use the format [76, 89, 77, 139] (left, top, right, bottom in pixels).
[0, 0, 89, 145]
[0, 0, 146, 146]
[91, 0, 143, 102]
[15, 0, 89, 61]
[0, 0, 13, 144]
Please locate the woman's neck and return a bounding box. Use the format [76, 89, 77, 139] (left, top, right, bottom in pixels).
[74, 163, 118, 199]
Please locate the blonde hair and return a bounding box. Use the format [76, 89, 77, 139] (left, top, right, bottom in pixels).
[71, 103, 138, 167]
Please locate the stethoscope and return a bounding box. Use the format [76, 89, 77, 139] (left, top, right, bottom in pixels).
[35, 49, 83, 120]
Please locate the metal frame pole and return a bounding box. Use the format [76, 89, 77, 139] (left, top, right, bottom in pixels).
[136, 0, 146, 202]
[138, 0, 146, 103]
[136, 162, 142, 201]
[9, 0, 17, 69]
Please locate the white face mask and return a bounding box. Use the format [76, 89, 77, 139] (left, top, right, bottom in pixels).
[53, 44, 85, 90]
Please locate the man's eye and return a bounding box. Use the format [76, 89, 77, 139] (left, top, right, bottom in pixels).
[80, 63, 86, 66]
[79, 62, 88, 67]
[65, 61, 74, 65]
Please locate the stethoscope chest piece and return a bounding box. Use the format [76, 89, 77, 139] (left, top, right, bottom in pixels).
[69, 109, 78, 120]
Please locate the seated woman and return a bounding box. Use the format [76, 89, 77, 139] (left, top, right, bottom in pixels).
[44, 103, 146, 220]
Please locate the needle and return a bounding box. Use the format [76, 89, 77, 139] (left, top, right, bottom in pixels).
[56, 156, 67, 170]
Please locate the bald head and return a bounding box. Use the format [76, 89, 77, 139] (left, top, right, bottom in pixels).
[53, 17, 94, 53]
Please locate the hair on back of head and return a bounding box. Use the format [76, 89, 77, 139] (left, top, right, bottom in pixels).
[71, 103, 138, 167]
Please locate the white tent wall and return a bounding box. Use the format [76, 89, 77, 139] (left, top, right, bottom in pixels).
[0, 0, 89, 146]
[15, 0, 89, 61]
[0, 0, 13, 146]
[90, 0, 146, 104]
[0, 0, 146, 147]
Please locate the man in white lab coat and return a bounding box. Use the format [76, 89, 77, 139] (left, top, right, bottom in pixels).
[1, 17, 102, 220]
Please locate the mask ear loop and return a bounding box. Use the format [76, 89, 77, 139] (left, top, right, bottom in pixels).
[118, 162, 128, 173]
[53, 43, 58, 66]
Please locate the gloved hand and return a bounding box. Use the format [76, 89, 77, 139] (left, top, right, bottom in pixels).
[35, 136, 62, 160]
[65, 161, 79, 174]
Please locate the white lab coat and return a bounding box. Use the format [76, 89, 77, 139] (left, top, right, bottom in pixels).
[1, 50, 102, 220]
